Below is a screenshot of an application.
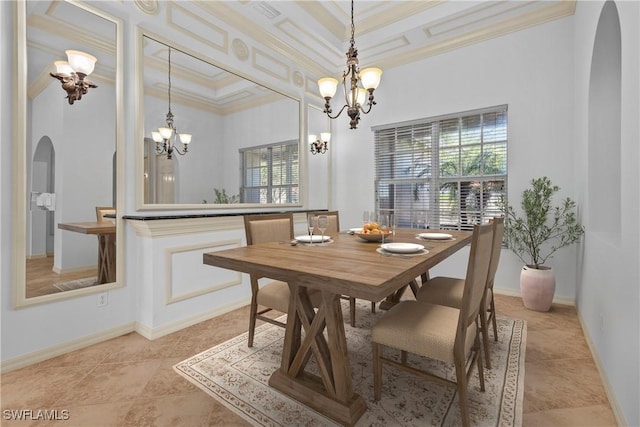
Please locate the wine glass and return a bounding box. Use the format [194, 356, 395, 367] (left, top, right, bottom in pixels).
[317, 215, 328, 245]
[308, 215, 317, 245]
[379, 214, 389, 244]
[390, 213, 397, 238]
[414, 212, 428, 229]
[362, 210, 371, 230]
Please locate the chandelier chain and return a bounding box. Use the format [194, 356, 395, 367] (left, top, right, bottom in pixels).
[350, 0, 355, 49]
[167, 47, 172, 116]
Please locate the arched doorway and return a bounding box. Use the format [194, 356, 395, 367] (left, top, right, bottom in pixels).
[588, 0, 622, 235]
[30, 136, 56, 258]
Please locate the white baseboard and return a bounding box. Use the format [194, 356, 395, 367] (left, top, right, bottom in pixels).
[493, 287, 575, 306]
[135, 297, 252, 340]
[0, 322, 136, 374]
[576, 310, 627, 426]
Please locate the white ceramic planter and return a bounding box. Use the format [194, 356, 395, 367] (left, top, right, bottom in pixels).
[520, 265, 555, 311]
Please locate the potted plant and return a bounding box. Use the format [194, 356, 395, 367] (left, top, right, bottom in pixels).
[503, 177, 584, 311]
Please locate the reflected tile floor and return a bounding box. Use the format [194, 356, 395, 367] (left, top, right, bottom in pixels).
[0, 295, 617, 426]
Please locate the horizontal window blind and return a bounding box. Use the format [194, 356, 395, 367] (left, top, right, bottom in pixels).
[375, 106, 507, 231]
[240, 140, 299, 204]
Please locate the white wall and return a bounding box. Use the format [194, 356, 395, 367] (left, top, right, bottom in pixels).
[573, 1, 639, 425]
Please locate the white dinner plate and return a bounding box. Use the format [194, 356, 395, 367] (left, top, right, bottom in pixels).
[380, 243, 424, 254]
[295, 235, 331, 243]
[418, 232, 453, 240]
[349, 228, 363, 233]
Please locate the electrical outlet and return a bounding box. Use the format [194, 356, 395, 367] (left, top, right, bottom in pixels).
[97, 292, 108, 307]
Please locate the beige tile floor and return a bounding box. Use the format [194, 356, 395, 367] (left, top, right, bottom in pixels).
[0, 295, 617, 426]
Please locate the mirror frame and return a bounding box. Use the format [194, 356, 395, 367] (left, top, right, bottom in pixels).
[135, 28, 304, 211]
[12, 0, 124, 308]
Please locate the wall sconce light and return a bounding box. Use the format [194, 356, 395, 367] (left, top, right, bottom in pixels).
[49, 50, 98, 105]
[309, 132, 330, 155]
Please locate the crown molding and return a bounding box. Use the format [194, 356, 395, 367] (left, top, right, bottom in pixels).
[376, 0, 576, 71]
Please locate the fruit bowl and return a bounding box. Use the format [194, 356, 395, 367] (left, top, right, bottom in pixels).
[355, 231, 390, 242]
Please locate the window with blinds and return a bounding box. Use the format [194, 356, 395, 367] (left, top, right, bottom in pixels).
[374, 106, 507, 231]
[240, 140, 299, 204]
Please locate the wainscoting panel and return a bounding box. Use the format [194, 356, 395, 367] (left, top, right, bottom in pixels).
[165, 239, 243, 304]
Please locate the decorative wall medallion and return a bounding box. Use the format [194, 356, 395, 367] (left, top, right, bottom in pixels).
[134, 0, 159, 15]
[232, 39, 249, 61]
[292, 71, 304, 88]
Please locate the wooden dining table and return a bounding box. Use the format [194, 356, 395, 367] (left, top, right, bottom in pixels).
[203, 227, 472, 426]
[58, 221, 116, 284]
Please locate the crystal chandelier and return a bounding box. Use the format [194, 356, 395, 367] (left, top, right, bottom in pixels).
[317, 0, 382, 129]
[151, 46, 191, 159]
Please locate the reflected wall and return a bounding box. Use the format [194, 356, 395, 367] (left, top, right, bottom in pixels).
[139, 33, 301, 208]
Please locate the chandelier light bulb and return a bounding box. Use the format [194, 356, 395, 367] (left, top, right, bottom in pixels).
[318, 78, 338, 99]
[308, 134, 317, 144]
[179, 134, 192, 144]
[65, 50, 97, 76]
[158, 127, 173, 140]
[151, 131, 163, 143]
[360, 68, 383, 90]
[53, 61, 74, 75]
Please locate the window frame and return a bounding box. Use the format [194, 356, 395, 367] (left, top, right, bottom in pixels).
[239, 139, 299, 204]
[373, 105, 508, 231]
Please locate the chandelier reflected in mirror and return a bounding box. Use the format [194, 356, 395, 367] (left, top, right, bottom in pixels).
[317, 0, 382, 130]
[152, 46, 191, 160]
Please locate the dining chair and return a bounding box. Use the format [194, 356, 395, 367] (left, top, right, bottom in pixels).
[306, 210, 364, 327]
[371, 222, 494, 427]
[415, 216, 504, 369]
[95, 206, 115, 222]
[244, 213, 321, 347]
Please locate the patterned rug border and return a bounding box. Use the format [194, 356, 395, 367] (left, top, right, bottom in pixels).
[174, 302, 526, 427]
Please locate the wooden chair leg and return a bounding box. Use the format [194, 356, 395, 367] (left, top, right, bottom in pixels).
[373, 343, 382, 401]
[371, 301, 376, 314]
[400, 350, 407, 364]
[349, 297, 356, 327]
[490, 298, 499, 341]
[479, 310, 492, 369]
[455, 359, 470, 427]
[248, 295, 258, 347]
[475, 335, 486, 391]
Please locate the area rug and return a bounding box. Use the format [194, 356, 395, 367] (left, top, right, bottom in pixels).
[53, 277, 98, 291]
[174, 300, 526, 426]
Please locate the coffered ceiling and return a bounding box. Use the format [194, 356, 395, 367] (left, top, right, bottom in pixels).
[201, 0, 576, 74]
[26, 0, 576, 111]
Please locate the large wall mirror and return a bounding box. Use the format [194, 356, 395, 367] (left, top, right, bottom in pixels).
[137, 32, 302, 209]
[13, 0, 123, 307]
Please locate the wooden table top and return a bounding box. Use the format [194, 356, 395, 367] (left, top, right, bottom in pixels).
[58, 221, 116, 235]
[203, 228, 472, 302]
